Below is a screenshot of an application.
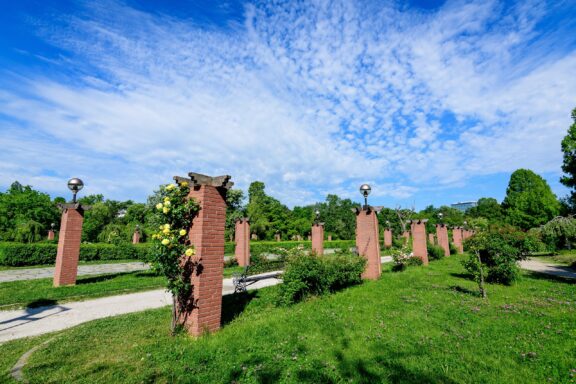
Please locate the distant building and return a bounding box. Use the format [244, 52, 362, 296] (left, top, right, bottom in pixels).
[451, 201, 477, 212]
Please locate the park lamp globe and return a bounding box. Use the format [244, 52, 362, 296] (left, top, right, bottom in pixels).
[438, 212, 444, 224]
[67, 178, 84, 203]
[359, 184, 371, 208]
[314, 209, 320, 222]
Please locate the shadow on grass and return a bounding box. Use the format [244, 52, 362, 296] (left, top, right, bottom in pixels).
[220, 291, 258, 326]
[450, 272, 473, 280]
[523, 271, 576, 285]
[26, 298, 58, 308]
[76, 271, 155, 285]
[449, 285, 479, 296]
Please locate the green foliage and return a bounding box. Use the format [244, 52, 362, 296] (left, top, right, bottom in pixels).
[449, 242, 458, 255]
[463, 225, 540, 285]
[560, 107, 576, 210]
[276, 248, 365, 305]
[540, 216, 576, 251]
[0, 182, 60, 242]
[427, 244, 445, 261]
[466, 197, 504, 224]
[225, 189, 245, 241]
[148, 181, 199, 328]
[502, 169, 560, 230]
[391, 245, 423, 271]
[0, 242, 152, 266]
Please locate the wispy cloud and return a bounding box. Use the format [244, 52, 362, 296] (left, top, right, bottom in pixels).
[0, 0, 574, 206]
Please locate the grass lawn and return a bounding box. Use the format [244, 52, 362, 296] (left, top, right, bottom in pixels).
[0, 259, 146, 271]
[0, 266, 245, 310]
[1, 255, 574, 383]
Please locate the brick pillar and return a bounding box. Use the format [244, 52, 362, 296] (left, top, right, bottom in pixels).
[47, 230, 55, 241]
[53, 204, 87, 286]
[327, 235, 332, 241]
[410, 220, 429, 265]
[402, 231, 410, 243]
[234, 218, 250, 267]
[311, 223, 324, 255]
[436, 224, 450, 257]
[428, 233, 435, 245]
[383, 228, 392, 248]
[132, 230, 140, 244]
[175, 172, 232, 336]
[355, 207, 381, 280]
[453, 227, 464, 254]
[275, 233, 281, 242]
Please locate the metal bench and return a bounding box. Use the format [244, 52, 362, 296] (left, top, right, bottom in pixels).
[232, 263, 283, 293]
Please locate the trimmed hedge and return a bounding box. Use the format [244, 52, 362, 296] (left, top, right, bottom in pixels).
[0, 242, 153, 266]
[224, 240, 356, 255]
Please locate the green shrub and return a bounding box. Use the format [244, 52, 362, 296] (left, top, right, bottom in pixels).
[449, 242, 458, 255]
[390, 245, 423, 272]
[0, 242, 153, 266]
[463, 225, 537, 285]
[276, 248, 365, 305]
[427, 244, 445, 261]
[224, 240, 355, 257]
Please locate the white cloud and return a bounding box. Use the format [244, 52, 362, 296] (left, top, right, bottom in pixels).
[0, 0, 574, 206]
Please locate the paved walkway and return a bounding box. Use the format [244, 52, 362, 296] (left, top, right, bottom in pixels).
[0, 272, 282, 343]
[0, 262, 149, 283]
[519, 258, 576, 279]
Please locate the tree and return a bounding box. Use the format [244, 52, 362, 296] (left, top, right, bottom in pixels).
[467, 198, 504, 224]
[560, 107, 576, 210]
[225, 189, 245, 241]
[502, 169, 560, 230]
[0, 181, 60, 242]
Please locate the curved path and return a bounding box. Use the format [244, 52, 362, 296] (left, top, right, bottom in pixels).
[519, 258, 576, 279]
[0, 273, 281, 344]
[0, 262, 149, 283]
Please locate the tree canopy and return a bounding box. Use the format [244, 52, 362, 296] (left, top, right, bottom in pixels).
[560, 107, 576, 210]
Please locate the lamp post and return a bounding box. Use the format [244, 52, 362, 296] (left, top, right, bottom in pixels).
[438, 212, 443, 225]
[359, 184, 371, 209]
[314, 209, 320, 224]
[386, 220, 390, 229]
[67, 178, 84, 203]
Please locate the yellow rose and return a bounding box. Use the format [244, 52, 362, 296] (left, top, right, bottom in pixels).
[161, 239, 170, 246]
[179, 229, 187, 236]
[158, 225, 163, 230]
[164, 200, 171, 207]
[163, 228, 170, 234]
[185, 248, 195, 256]
[164, 224, 170, 229]
[166, 184, 175, 191]
[163, 207, 170, 214]
[180, 181, 188, 187]
[156, 203, 163, 210]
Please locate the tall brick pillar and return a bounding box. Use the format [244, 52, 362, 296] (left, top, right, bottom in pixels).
[384, 228, 392, 248]
[47, 230, 55, 241]
[428, 233, 435, 245]
[327, 235, 332, 241]
[402, 231, 410, 243]
[410, 220, 429, 265]
[436, 224, 450, 257]
[175, 172, 232, 336]
[53, 204, 88, 286]
[132, 229, 140, 244]
[311, 223, 324, 255]
[234, 218, 250, 267]
[453, 227, 464, 254]
[275, 233, 281, 242]
[355, 207, 381, 280]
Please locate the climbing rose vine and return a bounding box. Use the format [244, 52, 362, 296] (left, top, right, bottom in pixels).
[150, 181, 200, 333]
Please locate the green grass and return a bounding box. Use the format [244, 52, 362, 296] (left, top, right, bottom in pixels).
[0, 266, 249, 310]
[2, 255, 575, 383]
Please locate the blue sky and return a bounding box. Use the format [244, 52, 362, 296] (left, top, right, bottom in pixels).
[1, 0, 575, 209]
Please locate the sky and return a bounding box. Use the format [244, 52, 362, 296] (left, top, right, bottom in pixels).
[1, 0, 575, 210]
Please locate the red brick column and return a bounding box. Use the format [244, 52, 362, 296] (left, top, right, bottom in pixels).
[428, 233, 435, 245]
[234, 218, 250, 267]
[410, 220, 429, 265]
[311, 223, 324, 255]
[327, 235, 332, 241]
[275, 233, 281, 242]
[402, 231, 410, 243]
[53, 204, 87, 286]
[47, 230, 55, 241]
[132, 230, 140, 244]
[355, 207, 381, 280]
[436, 224, 450, 257]
[453, 227, 464, 254]
[176, 173, 232, 336]
[383, 228, 392, 248]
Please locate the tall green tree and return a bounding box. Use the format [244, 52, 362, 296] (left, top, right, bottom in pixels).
[0, 181, 60, 242]
[502, 169, 560, 230]
[467, 197, 504, 224]
[560, 107, 576, 211]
